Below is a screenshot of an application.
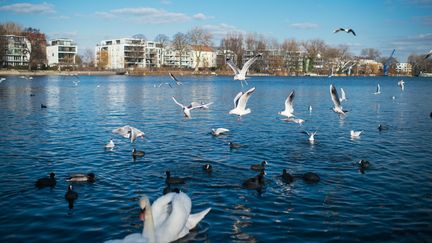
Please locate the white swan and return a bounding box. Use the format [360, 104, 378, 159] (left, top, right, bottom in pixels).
[226, 54, 262, 86]
[229, 87, 256, 118]
[105, 192, 211, 243]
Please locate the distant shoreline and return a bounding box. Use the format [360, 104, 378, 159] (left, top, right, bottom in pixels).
[0, 69, 415, 77]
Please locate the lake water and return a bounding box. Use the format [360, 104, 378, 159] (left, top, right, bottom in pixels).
[0, 75, 431, 242]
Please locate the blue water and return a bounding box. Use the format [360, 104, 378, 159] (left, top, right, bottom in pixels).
[0, 75, 431, 242]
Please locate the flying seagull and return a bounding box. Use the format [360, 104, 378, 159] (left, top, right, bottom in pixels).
[172, 97, 212, 119]
[340, 88, 347, 102]
[211, 128, 230, 136]
[334, 28, 356, 36]
[330, 84, 347, 116]
[112, 125, 145, 143]
[226, 53, 262, 86]
[397, 80, 405, 91]
[169, 73, 183, 85]
[374, 84, 381, 95]
[229, 87, 256, 118]
[278, 90, 295, 118]
[424, 50, 432, 59]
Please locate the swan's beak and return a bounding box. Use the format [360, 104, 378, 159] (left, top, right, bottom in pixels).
[139, 208, 145, 221]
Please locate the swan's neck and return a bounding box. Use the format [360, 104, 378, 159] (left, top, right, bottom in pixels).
[142, 198, 157, 243]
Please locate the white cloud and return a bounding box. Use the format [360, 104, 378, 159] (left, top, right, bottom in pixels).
[96, 7, 190, 24]
[290, 22, 319, 29]
[0, 2, 54, 14]
[193, 13, 213, 20]
[202, 23, 244, 39]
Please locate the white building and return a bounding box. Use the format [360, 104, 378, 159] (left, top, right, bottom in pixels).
[162, 48, 193, 68]
[395, 62, 412, 74]
[95, 38, 162, 70]
[0, 35, 31, 67]
[191, 45, 217, 69]
[46, 38, 77, 67]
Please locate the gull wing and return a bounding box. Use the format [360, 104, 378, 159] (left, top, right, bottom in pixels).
[236, 87, 256, 111]
[330, 84, 342, 108]
[376, 84, 381, 93]
[284, 90, 295, 115]
[233, 91, 243, 108]
[333, 28, 344, 33]
[348, 29, 356, 36]
[424, 50, 432, 59]
[239, 54, 262, 76]
[169, 73, 182, 85]
[172, 96, 185, 108]
[340, 88, 346, 101]
[112, 125, 132, 138]
[226, 59, 240, 75]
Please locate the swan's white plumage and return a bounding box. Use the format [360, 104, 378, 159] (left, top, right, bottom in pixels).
[105, 192, 211, 243]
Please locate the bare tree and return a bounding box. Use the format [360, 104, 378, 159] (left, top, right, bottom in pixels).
[220, 32, 244, 66]
[361, 48, 380, 60]
[302, 39, 327, 72]
[281, 38, 301, 74]
[187, 27, 213, 71]
[22, 27, 47, 70]
[154, 34, 170, 48]
[82, 48, 94, 67]
[172, 32, 189, 68]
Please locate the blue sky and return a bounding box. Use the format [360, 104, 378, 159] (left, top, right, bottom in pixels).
[1, 0, 431, 61]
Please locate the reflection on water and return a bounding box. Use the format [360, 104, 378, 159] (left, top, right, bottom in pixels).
[0, 75, 432, 242]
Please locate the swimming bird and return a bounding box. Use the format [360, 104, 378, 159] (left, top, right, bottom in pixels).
[279, 90, 295, 118]
[340, 88, 347, 102]
[330, 84, 347, 116]
[112, 125, 145, 143]
[229, 141, 246, 149]
[106, 192, 211, 243]
[250, 160, 268, 172]
[309, 105, 312, 112]
[41, 104, 47, 108]
[65, 185, 78, 209]
[172, 97, 210, 119]
[350, 130, 362, 138]
[358, 160, 371, 170]
[66, 173, 96, 183]
[229, 87, 256, 118]
[374, 84, 381, 95]
[242, 171, 266, 190]
[35, 172, 56, 188]
[211, 128, 229, 136]
[424, 50, 432, 59]
[303, 131, 317, 142]
[132, 148, 145, 158]
[378, 124, 388, 131]
[302, 172, 320, 183]
[281, 169, 294, 184]
[165, 171, 186, 185]
[203, 164, 212, 173]
[169, 72, 183, 85]
[334, 28, 356, 36]
[105, 138, 115, 149]
[398, 80, 405, 91]
[226, 53, 262, 86]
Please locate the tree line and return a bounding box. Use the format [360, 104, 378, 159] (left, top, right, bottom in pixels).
[1, 21, 431, 75]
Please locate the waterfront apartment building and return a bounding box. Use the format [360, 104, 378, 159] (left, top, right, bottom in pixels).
[0, 34, 31, 67]
[46, 38, 77, 67]
[190, 45, 217, 69]
[395, 62, 412, 74]
[162, 48, 193, 68]
[95, 38, 163, 70]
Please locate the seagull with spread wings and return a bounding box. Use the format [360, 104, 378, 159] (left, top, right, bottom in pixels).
[334, 28, 356, 36]
[169, 72, 183, 85]
[172, 97, 212, 119]
[330, 84, 347, 116]
[226, 53, 262, 86]
[229, 87, 256, 118]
